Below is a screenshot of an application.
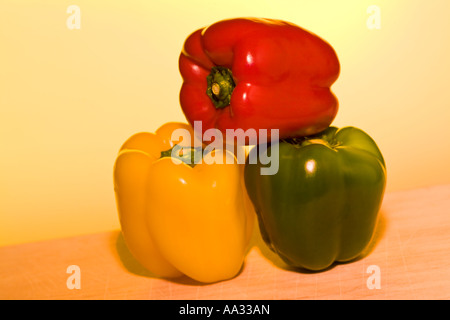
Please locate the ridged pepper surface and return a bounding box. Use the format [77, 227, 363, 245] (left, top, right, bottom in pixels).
[244, 126, 386, 271]
[179, 17, 340, 142]
[114, 122, 254, 283]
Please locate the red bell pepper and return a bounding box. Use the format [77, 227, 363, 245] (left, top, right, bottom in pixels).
[179, 18, 340, 142]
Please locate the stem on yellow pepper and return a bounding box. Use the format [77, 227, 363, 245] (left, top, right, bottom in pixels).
[160, 144, 203, 167]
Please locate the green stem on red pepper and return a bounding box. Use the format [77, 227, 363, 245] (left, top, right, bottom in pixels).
[206, 66, 236, 109]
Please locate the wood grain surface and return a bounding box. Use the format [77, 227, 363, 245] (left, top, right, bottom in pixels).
[1, 184, 450, 300]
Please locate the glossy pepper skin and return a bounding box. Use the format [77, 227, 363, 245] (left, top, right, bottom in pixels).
[179, 17, 340, 142]
[113, 122, 254, 283]
[244, 126, 386, 271]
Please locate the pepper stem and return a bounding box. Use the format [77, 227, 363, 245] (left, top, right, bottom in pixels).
[160, 144, 203, 167]
[206, 66, 236, 109]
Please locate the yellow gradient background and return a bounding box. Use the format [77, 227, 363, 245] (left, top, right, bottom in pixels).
[1, 0, 450, 246]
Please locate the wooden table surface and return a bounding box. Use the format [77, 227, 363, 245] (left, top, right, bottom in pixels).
[1, 184, 450, 300]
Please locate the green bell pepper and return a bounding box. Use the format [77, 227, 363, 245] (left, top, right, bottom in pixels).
[244, 126, 386, 271]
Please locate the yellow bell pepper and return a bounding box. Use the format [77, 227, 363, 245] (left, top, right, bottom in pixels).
[113, 122, 254, 283]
